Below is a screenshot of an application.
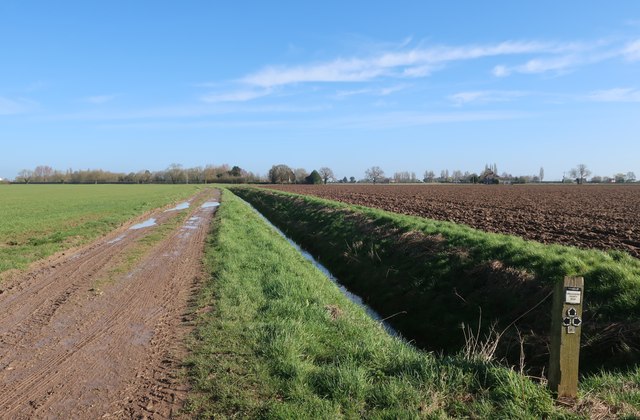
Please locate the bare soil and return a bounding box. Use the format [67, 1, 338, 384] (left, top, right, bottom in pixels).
[264, 184, 640, 258]
[0, 189, 220, 418]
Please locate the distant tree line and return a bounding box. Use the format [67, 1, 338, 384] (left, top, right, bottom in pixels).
[14, 164, 262, 184]
[266, 163, 548, 185]
[565, 164, 636, 184]
[11, 162, 637, 185]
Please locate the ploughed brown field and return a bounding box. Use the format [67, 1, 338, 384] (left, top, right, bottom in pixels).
[263, 184, 640, 259]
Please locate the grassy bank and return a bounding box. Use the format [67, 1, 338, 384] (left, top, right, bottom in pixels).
[0, 184, 200, 275]
[187, 189, 567, 418]
[231, 186, 640, 373]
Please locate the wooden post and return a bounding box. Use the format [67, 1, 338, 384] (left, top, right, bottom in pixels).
[549, 276, 584, 399]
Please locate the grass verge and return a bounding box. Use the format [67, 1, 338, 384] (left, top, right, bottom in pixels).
[230, 186, 640, 374]
[186, 189, 567, 418]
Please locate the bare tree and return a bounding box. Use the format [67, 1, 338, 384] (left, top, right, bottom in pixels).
[539, 167, 544, 182]
[136, 170, 152, 184]
[166, 163, 186, 184]
[33, 165, 54, 182]
[16, 169, 34, 183]
[569, 164, 591, 184]
[423, 170, 435, 183]
[364, 166, 385, 184]
[293, 168, 309, 184]
[318, 167, 335, 184]
[203, 165, 219, 183]
[627, 172, 636, 183]
[186, 166, 204, 184]
[393, 171, 416, 183]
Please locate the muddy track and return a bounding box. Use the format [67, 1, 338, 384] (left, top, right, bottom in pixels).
[0, 188, 220, 418]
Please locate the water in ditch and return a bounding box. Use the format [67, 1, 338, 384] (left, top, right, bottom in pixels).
[240, 198, 400, 338]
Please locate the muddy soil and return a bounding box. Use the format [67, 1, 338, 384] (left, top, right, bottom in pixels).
[0, 189, 220, 418]
[264, 184, 640, 258]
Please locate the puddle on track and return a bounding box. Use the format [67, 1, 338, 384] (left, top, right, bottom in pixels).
[107, 235, 126, 244]
[129, 218, 157, 230]
[239, 198, 400, 338]
[165, 202, 190, 212]
[201, 201, 220, 209]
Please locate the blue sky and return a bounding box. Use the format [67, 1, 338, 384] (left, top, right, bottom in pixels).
[1, 1, 639, 180]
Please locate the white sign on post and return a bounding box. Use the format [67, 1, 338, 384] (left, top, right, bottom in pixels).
[565, 288, 581, 304]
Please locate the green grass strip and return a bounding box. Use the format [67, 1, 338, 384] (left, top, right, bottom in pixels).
[186, 189, 566, 419]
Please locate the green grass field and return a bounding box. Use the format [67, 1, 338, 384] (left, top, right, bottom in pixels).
[0, 184, 200, 275]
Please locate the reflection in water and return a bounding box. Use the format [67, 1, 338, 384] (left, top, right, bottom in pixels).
[129, 218, 157, 230]
[107, 235, 126, 244]
[165, 202, 190, 212]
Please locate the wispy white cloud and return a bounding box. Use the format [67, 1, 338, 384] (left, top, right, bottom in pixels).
[588, 87, 640, 102]
[449, 90, 527, 106]
[493, 38, 638, 77]
[200, 88, 272, 103]
[493, 54, 585, 77]
[623, 40, 640, 61]
[334, 88, 373, 99]
[241, 41, 558, 88]
[242, 58, 386, 87]
[0, 97, 36, 115]
[379, 85, 408, 95]
[516, 55, 579, 74]
[84, 94, 119, 104]
[334, 84, 408, 99]
[492, 65, 510, 77]
[199, 37, 638, 105]
[401, 64, 433, 77]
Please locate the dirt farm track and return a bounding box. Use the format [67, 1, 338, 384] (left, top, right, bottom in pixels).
[0, 189, 219, 418]
[264, 184, 640, 259]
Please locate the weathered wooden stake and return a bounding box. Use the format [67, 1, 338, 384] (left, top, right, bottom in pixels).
[549, 276, 584, 399]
